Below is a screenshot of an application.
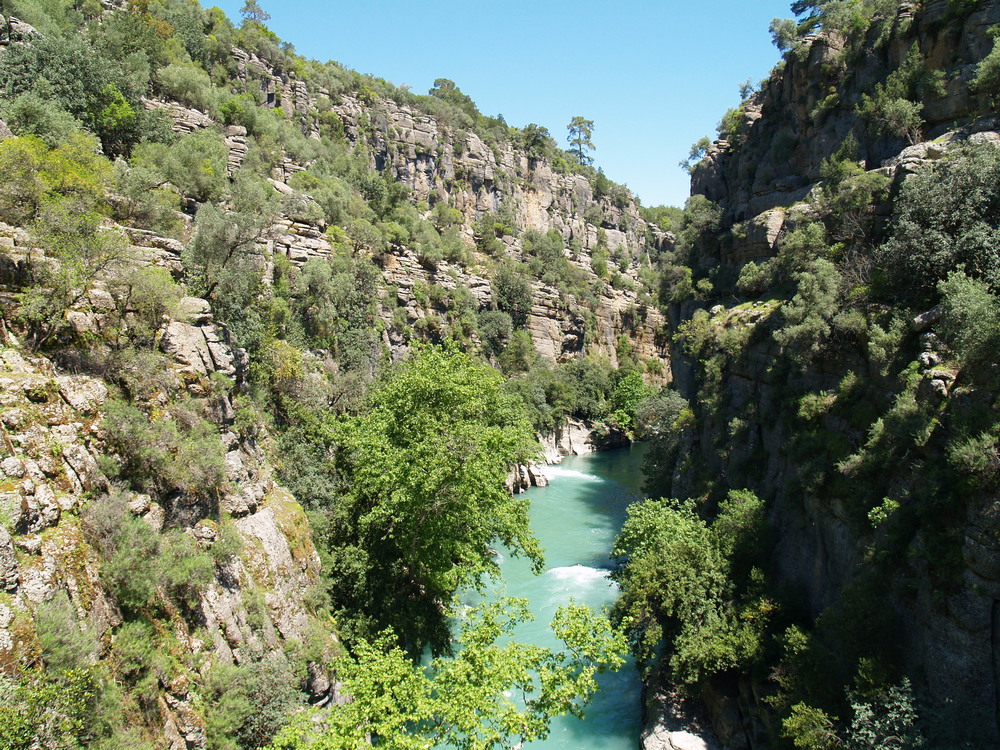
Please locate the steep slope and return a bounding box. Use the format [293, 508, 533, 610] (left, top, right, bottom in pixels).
[0, 1, 672, 746]
[637, 2, 1000, 748]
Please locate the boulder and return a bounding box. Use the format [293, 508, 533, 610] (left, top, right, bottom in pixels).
[0, 526, 18, 592]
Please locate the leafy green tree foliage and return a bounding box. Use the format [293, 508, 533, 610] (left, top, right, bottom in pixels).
[0, 32, 150, 154]
[204, 657, 303, 750]
[856, 44, 944, 144]
[936, 270, 1000, 374]
[639, 389, 692, 495]
[332, 345, 541, 652]
[566, 115, 595, 167]
[519, 122, 555, 161]
[240, 0, 271, 25]
[269, 599, 625, 750]
[971, 26, 1000, 104]
[609, 370, 654, 432]
[135, 128, 228, 204]
[611, 498, 727, 673]
[155, 63, 219, 114]
[185, 172, 276, 309]
[477, 309, 513, 359]
[769, 17, 800, 52]
[100, 399, 227, 500]
[498, 328, 537, 374]
[287, 252, 380, 372]
[9, 138, 132, 349]
[0, 90, 82, 147]
[846, 679, 925, 750]
[877, 144, 1000, 298]
[428, 78, 478, 123]
[491, 260, 533, 327]
[679, 136, 711, 173]
[0, 668, 100, 750]
[83, 489, 215, 614]
[34, 590, 99, 672]
[0, 133, 109, 225]
[774, 258, 844, 358]
[782, 703, 840, 750]
[610, 492, 769, 685]
[111, 157, 182, 234]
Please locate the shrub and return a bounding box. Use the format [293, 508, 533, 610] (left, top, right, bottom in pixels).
[155, 63, 219, 114]
[971, 26, 1000, 103]
[35, 591, 98, 672]
[101, 399, 227, 499]
[491, 261, 533, 327]
[159, 529, 214, 608]
[134, 128, 228, 203]
[774, 258, 843, 359]
[0, 91, 82, 147]
[936, 269, 1000, 371]
[477, 309, 513, 358]
[877, 144, 1000, 298]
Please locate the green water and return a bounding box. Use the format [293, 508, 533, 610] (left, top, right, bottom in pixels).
[476, 446, 647, 748]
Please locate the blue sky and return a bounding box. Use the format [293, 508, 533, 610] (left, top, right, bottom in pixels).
[210, 0, 793, 208]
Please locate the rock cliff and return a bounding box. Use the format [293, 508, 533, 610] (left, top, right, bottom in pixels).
[650, 2, 1000, 747]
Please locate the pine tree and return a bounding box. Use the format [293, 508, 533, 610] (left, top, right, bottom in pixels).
[567, 116, 595, 166]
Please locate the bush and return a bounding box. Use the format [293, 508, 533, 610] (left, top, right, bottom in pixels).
[971, 28, 1000, 103]
[101, 399, 227, 499]
[491, 261, 533, 328]
[936, 270, 1000, 371]
[155, 63, 219, 114]
[477, 309, 512, 358]
[134, 128, 228, 203]
[877, 144, 1000, 298]
[35, 591, 98, 672]
[0, 91, 82, 147]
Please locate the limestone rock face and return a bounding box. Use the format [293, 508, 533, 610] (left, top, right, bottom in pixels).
[693, 2, 1000, 231]
[0, 526, 18, 592]
[160, 318, 236, 381]
[186, 49, 675, 378]
[0, 328, 328, 737]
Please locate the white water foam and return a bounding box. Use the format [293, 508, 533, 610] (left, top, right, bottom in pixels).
[546, 564, 610, 585]
[541, 466, 602, 482]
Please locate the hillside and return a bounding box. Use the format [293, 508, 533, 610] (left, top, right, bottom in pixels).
[3, 0, 1000, 749]
[0, 1, 669, 747]
[628, 1, 1000, 748]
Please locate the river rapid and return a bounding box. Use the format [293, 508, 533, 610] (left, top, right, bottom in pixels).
[471, 446, 648, 749]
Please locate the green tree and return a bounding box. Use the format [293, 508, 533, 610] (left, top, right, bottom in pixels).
[240, 0, 271, 25]
[610, 370, 654, 433]
[333, 345, 542, 653]
[610, 494, 768, 685]
[610, 498, 729, 672]
[269, 599, 625, 750]
[566, 116, 595, 167]
[877, 144, 1000, 298]
[185, 172, 277, 303]
[679, 136, 711, 173]
[936, 270, 1000, 372]
[491, 261, 533, 328]
[856, 44, 944, 145]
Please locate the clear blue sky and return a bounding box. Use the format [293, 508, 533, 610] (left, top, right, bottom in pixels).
[210, 0, 793, 208]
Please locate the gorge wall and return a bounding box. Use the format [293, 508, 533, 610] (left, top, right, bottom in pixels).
[0, 3, 673, 745]
[649, 1, 1000, 747]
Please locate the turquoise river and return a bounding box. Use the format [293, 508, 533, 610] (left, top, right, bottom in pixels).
[469, 445, 648, 748]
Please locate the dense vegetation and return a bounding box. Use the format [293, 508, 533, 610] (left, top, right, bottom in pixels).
[0, 0, 673, 747]
[629, 2, 1000, 747]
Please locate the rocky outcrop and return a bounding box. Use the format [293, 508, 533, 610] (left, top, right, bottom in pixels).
[693, 2, 1000, 235]
[0, 14, 39, 46]
[643, 665, 723, 750]
[0, 322, 330, 738]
